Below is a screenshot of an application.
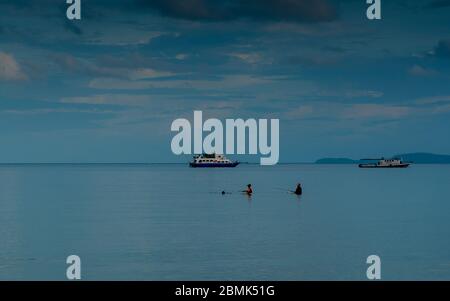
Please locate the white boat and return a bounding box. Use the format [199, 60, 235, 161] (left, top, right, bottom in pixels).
[359, 158, 410, 168]
[189, 154, 239, 168]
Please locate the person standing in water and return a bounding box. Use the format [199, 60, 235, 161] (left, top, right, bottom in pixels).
[243, 184, 253, 195]
[294, 183, 302, 195]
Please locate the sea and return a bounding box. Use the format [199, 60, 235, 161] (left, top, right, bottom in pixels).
[0, 164, 449, 280]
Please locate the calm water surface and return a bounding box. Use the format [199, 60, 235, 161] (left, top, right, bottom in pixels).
[0, 164, 449, 280]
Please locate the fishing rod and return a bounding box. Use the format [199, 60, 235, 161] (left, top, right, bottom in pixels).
[273, 187, 294, 193]
[209, 190, 247, 195]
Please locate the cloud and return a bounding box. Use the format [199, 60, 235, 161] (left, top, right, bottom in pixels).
[128, 68, 174, 80]
[0, 52, 27, 81]
[317, 89, 384, 99]
[343, 104, 411, 119]
[51, 53, 175, 80]
[139, 0, 338, 23]
[0, 0, 338, 23]
[426, 0, 450, 8]
[282, 95, 450, 123]
[285, 54, 340, 66]
[429, 39, 450, 58]
[228, 52, 263, 64]
[85, 30, 165, 46]
[1, 108, 114, 115]
[88, 75, 272, 90]
[175, 53, 189, 60]
[285, 105, 314, 119]
[281, 101, 418, 122]
[60, 94, 153, 106]
[415, 95, 450, 105]
[408, 64, 438, 76]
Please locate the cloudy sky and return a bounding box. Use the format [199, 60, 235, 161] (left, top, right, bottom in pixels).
[0, 0, 449, 163]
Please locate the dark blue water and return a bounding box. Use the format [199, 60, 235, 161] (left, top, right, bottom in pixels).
[0, 164, 449, 280]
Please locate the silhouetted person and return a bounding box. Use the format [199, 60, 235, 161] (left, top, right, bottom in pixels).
[243, 184, 253, 195]
[294, 183, 302, 195]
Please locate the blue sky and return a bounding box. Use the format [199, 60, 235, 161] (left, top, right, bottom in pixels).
[0, 0, 450, 163]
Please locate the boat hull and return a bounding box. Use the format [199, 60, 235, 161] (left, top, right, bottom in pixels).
[189, 162, 239, 168]
[358, 163, 410, 168]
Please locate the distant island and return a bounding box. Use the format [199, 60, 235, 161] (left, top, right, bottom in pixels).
[315, 153, 450, 164]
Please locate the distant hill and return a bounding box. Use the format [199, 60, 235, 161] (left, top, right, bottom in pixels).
[315, 153, 450, 164]
[393, 153, 450, 164]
